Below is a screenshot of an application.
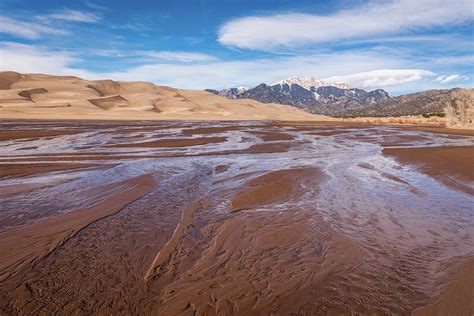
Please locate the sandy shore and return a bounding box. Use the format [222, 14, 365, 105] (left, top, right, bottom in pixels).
[229, 168, 324, 212]
[384, 146, 474, 195]
[0, 174, 156, 281]
[0, 120, 472, 314]
[0, 163, 102, 179]
[414, 258, 474, 315]
[108, 136, 228, 148]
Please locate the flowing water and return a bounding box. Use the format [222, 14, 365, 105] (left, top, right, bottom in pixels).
[0, 121, 473, 314]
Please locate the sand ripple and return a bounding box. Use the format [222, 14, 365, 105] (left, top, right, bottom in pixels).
[0, 121, 472, 314]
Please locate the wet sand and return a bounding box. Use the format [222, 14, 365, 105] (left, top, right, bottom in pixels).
[384, 146, 474, 195]
[0, 120, 473, 314]
[408, 126, 474, 137]
[229, 168, 324, 212]
[0, 163, 101, 179]
[0, 174, 156, 282]
[107, 136, 227, 148]
[0, 130, 81, 141]
[253, 131, 295, 141]
[413, 258, 474, 315]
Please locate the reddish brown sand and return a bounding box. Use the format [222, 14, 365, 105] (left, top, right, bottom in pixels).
[229, 168, 323, 212]
[271, 121, 366, 127]
[0, 163, 100, 179]
[413, 258, 474, 315]
[144, 198, 212, 283]
[253, 131, 295, 141]
[0, 142, 293, 163]
[182, 126, 244, 135]
[244, 142, 292, 154]
[384, 146, 474, 194]
[107, 136, 227, 148]
[151, 210, 365, 315]
[0, 174, 156, 282]
[0, 120, 472, 314]
[408, 126, 474, 136]
[0, 163, 113, 198]
[377, 134, 432, 147]
[214, 164, 230, 174]
[0, 130, 81, 141]
[272, 121, 474, 136]
[308, 130, 350, 136]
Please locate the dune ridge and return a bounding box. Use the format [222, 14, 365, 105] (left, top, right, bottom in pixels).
[0, 71, 323, 121]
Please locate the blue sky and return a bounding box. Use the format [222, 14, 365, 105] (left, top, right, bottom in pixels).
[0, 0, 473, 95]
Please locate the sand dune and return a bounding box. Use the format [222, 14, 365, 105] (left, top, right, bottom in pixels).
[0, 71, 323, 121]
[0, 71, 21, 89]
[89, 95, 129, 110]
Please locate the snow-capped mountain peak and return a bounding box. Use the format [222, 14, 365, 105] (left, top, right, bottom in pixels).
[275, 76, 349, 90]
[236, 86, 249, 93]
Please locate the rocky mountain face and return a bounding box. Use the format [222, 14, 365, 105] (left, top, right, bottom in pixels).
[275, 76, 349, 90]
[311, 86, 390, 112]
[205, 87, 248, 99]
[207, 78, 391, 116]
[240, 83, 318, 109]
[343, 88, 472, 117]
[208, 77, 471, 117]
[445, 89, 474, 129]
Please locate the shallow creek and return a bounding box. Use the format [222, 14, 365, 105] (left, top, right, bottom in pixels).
[0, 121, 473, 314]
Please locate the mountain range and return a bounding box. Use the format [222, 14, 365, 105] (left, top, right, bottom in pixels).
[1, 71, 471, 123]
[207, 77, 471, 117]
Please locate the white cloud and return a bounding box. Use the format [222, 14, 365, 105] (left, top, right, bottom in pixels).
[436, 74, 459, 83]
[323, 69, 435, 89]
[84, 1, 108, 11]
[0, 16, 68, 39]
[0, 42, 446, 93]
[435, 74, 469, 83]
[39, 9, 100, 23]
[83, 49, 217, 62]
[97, 52, 434, 91]
[0, 42, 93, 77]
[0, 10, 99, 40]
[218, 0, 474, 50]
[90, 49, 129, 57]
[136, 51, 217, 63]
[433, 55, 474, 65]
[98, 51, 419, 90]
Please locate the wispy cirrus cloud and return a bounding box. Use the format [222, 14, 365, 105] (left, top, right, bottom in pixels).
[218, 0, 474, 50]
[0, 8, 99, 40]
[136, 51, 217, 63]
[84, 1, 108, 11]
[0, 16, 68, 39]
[433, 55, 474, 65]
[85, 49, 217, 63]
[323, 69, 435, 89]
[38, 9, 100, 23]
[435, 74, 469, 83]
